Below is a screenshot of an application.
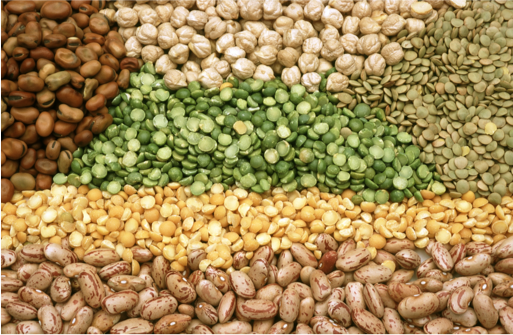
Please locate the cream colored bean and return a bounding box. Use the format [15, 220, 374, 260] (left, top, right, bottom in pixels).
[383, 308, 404, 334]
[44, 243, 77, 267]
[1, 250, 16, 269]
[310, 269, 331, 302]
[217, 290, 236, 324]
[237, 299, 277, 320]
[228, 271, 256, 299]
[473, 293, 498, 329]
[277, 262, 302, 287]
[37, 305, 63, 334]
[423, 317, 453, 334]
[101, 290, 139, 314]
[108, 275, 147, 292]
[395, 249, 421, 270]
[345, 282, 366, 310]
[196, 279, 223, 306]
[279, 288, 300, 322]
[98, 261, 131, 281]
[83, 248, 120, 267]
[18, 286, 52, 308]
[327, 299, 351, 327]
[78, 270, 105, 309]
[127, 287, 158, 318]
[398, 293, 439, 319]
[61, 291, 86, 321]
[455, 254, 492, 276]
[110, 318, 154, 334]
[442, 308, 478, 328]
[63, 263, 96, 278]
[336, 248, 371, 272]
[290, 243, 318, 268]
[351, 307, 386, 333]
[6, 302, 37, 320]
[432, 242, 454, 272]
[363, 283, 384, 318]
[26, 268, 52, 291]
[448, 286, 474, 315]
[140, 295, 177, 321]
[354, 263, 393, 284]
[67, 306, 94, 334]
[166, 271, 197, 303]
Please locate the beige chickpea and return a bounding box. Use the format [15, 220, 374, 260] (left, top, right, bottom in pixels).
[271, 61, 283, 75]
[342, 16, 360, 35]
[187, 10, 209, 30]
[141, 45, 164, 63]
[198, 68, 223, 89]
[380, 42, 403, 65]
[399, 0, 416, 16]
[132, 3, 151, 13]
[360, 17, 381, 34]
[326, 72, 349, 92]
[216, 33, 235, 54]
[317, 58, 333, 74]
[378, 33, 390, 47]
[201, 53, 220, 70]
[239, 0, 263, 20]
[216, 0, 239, 20]
[213, 60, 231, 78]
[164, 69, 187, 90]
[234, 31, 257, 53]
[253, 64, 275, 82]
[353, 55, 365, 71]
[369, 0, 385, 11]
[281, 66, 301, 87]
[197, 0, 216, 11]
[169, 43, 190, 64]
[304, 0, 324, 21]
[321, 6, 343, 29]
[155, 3, 174, 23]
[371, 10, 388, 25]
[273, 16, 294, 36]
[410, 2, 432, 19]
[224, 46, 246, 64]
[176, 25, 196, 44]
[258, 30, 283, 50]
[340, 33, 359, 54]
[157, 23, 178, 49]
[364, 53, 386, 76]
[405, 18, 425, 33]
[298, 53, 319, 73]
[381, 13, 405, 35]
[155, 54, 176, 75]
[384, 0, 401, 14]
[243, 21, 267, 38]
[335, 54, 357, 76]
[116, 8, 139, 28]
[425, 0, 445, 9]
[321, 39, 344, 61]
[226, 20, 242, 34]
[205, 17, 227, 40]
[283, 29, 304, 49]
[189, 34, 212, 59]
[182, 60, 201, 77]
[263, 0, 283, 20]
[171, 6, 189, 28]
[174, 0, 196, 9]
[139, 8, 160, 26]
[319, 25, 340, 43]
[254, 45, 278, 65]
[125, 36, 143, 58]
[277, 47, 300, 68]
[205, 6, 218, 18]
[231, 58, 256, 79]
[247, 49, 261, 66]
[136, 23, 158, 45]
[294, 20, 318, 40]
[330, 0, 354, 13]
[301, 72, 321, 92]
[302, 37, 323, 56]
[283, 3, 304, 21]
[118, 27, 136, 41]
[352, 0, 372, 18]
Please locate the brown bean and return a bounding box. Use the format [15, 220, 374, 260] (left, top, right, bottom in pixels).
[40, 1, 72, 20]
[43, 33, 67, 48]
[55, 48, 81, 69]
[89, 16, 109, 35]
[75, 46, 98, 63]
[116, 68, 130, 89]
[5, 1, 36, 14]
[5, 58, 19, 81]
[56, 104, 84, 123]
[66, 70, 85, 89]
[19, 125, 39, 145]
[0, 180, 13, 202]
[104, 38, 126, 59]
[3, 121, 25, 138]
[85, 93, 106, 112]
[83, 33, 104, 45]
[54, 22, 76, 38]
[20, 58, 36, 74]
[72, 13, 89, 28]
[34, 158, 57, 174]
[35, 174, 52, 190]
[8, 91, 35, 108]
[99, 54, 120, 72]
[55, 85, 83, 108]
[2, 138, 28, 160]
[18, 73, 46, 93]
[12, 47, 29, 62]
[45, 140, 61, 160]
[95, 81, 118, 99]
[30, 47, 54, 61]
[90, 113, 113, 134]
[120, 57, 140, 72]
[80, 60, 102, 78]
[1, 160, 18, 178]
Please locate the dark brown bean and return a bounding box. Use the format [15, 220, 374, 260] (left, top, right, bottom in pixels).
[2, 138, 28, 160]
[83, 33, 104, 45]
[74, 130, 93, 147]
[36, 173, 52, 190]
[8, 91, 35, 108]
[72, 13, 89, 28]
[76, 116, 93, 134]
[67, 37, 82, 51]
[56, 86, 83, 108]
[5, 1, 37, 14]
[2, 160, 19, 178]
[45, 140, 61, 160]
[90, 114, 113, 134]
[8, 22, 27, 38]
[57, 150, 72, 173]
[40, 1, 72, 20]
[10, 172, 35, 191]
[86, 94, 106, 112]
[80, 60, 102, 78]
[53, 22, 76, 38]
[94, 65, 116, 84]
[4, 122, 26, 138]
[19, 125, 39, 145]
[12, 47, 29, 62]
[120, 58, 140, 72]
[11, 107, 39, 124]
[18, 13, 41, 26]
[75, 46, 98, 63]
[78, 4, 99, 16]
[57, 104, 84, 123]
[95, 81, 118, 99]
[117, 69, 130, 89]
[30, 47, 54, 61]
[34, 158, 58, 174]
[43, 33, 67, 49]
[20, 148, 37, 170]
[57, 137, 78, 153]
[1, 80, 18, 94]
[66, 71, 85, 89]
[35, 111, 55, 137]
[53, 121, 78, 136]
[89, 17, 109, 35]
[85, 42, 103, 57]
[36, 88, 56, 108]
[55, 48, 81, 69]
[6, 58, 20, 81]
[20, 58, 36, 74]
[99, 54, 120, 72]
[18, 75, 44, 92]
[1, 179, 15, 203]
[104, 38, 126, 59]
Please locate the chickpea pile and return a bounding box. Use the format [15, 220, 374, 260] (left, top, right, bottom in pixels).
[113, 0, 443, 92]
[2, 181, 513, 274]
[2, 230, 513, 334]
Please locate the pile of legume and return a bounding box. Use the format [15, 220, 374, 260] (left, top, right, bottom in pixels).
[2, 232, 513, 334]
[3, 181, 512, 269]
[53, 66, 438, 204]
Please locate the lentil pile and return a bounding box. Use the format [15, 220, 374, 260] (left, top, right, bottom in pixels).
[2, 232, 513, 334]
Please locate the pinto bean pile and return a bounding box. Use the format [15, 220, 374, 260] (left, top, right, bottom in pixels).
[1, 0, 142, 202]
[2, 234, 513, 334]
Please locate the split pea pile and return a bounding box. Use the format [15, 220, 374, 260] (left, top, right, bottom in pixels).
[2, 183, 513, 271]
[2, 229, 513, 334]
